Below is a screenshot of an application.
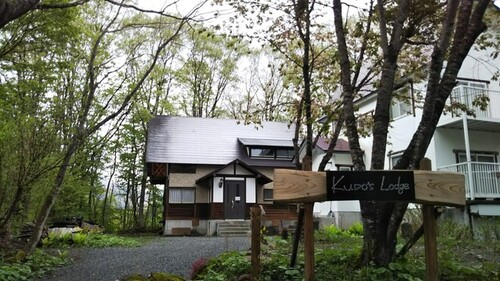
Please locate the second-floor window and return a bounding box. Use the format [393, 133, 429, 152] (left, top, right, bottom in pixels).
[390, 87, 413, 119]
[249, 147, 294, 160]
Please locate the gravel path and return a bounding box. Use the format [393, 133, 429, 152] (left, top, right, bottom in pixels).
[39, 236, 250, 281]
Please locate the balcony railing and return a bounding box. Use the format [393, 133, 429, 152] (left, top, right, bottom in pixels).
[438, 162, 500, 200]
[450, 86, 500, 119]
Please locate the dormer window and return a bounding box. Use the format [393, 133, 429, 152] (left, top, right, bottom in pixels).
[239, 138, 294, 161]
[249, 146, 294, 160]
[250, 147, 274, 158]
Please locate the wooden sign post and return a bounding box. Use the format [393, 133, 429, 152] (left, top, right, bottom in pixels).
[250, 206, 261, 280]
[273, 158, 465, 281]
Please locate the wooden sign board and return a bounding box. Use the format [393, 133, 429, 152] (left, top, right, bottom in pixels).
[327, 171, 415, 201]
[273, 169, 465, 206]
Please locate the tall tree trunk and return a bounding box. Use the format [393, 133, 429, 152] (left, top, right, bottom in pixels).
[123, 178, 131, 229]
[25, 139, 79, 254]
[101, 143, 119, 226]
[357, 0, 411, 266]
[137, 150, 148, 229]
[151, 188, 156, 228]
[145, 189, 152, 228]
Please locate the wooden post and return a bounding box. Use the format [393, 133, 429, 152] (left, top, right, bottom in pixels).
[290, 206, 304, 267]
[301, 156, 314, 281]
[290, 155, 313, 268]
[250, 206, 261, 280]
[304, 203, 315, 281]
[162, 164, 169, 235]
[421, 158, 438, 281]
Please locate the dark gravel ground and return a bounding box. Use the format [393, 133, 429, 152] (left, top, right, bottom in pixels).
[38, 236, 250, 281]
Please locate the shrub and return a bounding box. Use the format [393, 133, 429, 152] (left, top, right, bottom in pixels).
[42, 233, 140, 248]
[347, 222, 364, 236]
[194, 252, 249, 280]
[190, 257, 209, 280]
[0, 249, 69, 281]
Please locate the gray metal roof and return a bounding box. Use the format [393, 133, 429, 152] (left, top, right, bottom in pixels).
[146, 116, 296, 167]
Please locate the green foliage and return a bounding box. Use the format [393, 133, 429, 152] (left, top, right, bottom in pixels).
[347, 222, 364, 236]
[438, 220, 473, 241]
[42, 233, 140, 248]
[199, 223, 498, 281]
[260, 237, 304, 281]
[316, 223, 364, 242]
[193, 251, 250, 280]
[0, 249, 69, 281]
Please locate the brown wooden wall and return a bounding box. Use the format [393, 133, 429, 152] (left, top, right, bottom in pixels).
[166, 202, 297, 221]
[260, 204, 297, 220]
[210, 203, 224, 219]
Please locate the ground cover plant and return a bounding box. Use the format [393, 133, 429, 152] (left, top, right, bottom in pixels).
[0, 232, 148, 281]
[0, 249, 69, 281]
[41, 232, 144, 248]
[193, 221, 499, 281]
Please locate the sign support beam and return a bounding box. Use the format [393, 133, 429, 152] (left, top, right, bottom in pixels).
[421, 158, 438, 281]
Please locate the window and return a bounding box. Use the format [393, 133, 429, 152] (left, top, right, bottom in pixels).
[169, 188, 195, 203]
[455, 150, 497, 163]
[357, 110, 374, 137]
[335, 164, 354, 171]
[276, 148, 294, 159]
[457, 80, 487, 89]
[250, 148, 274, 158]
[390, 86, 413, 119]
[452, 79, 489, 117]
[263, 189, 273, 201]
[249, 147, 294, 160]
[388, 152, 403, 169]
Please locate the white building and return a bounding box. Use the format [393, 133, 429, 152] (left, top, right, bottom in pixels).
[307, 43, 500, 229]
[353, 47, 500, 224]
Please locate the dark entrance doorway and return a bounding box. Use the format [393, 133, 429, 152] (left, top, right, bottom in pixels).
[224, 180, 246, 219]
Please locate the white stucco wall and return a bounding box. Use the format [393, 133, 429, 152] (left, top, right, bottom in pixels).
[213, 176, 224, 203]
[434, 128, 500, 167]
[246, 177, 256, 203]
[458, 47, 500, 92]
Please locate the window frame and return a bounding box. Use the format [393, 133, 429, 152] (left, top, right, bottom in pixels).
[169, 187, 196, 204]
[249, 146, 294, 160]
[263, 188, 273, 201]
[390, 85, 414, 120]
[453, 150, 498, 163]
[388, 151, 404, 169]
[335, 164, 354, 171]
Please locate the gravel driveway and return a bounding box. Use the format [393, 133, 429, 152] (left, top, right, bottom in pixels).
[39, 236, 250, 281]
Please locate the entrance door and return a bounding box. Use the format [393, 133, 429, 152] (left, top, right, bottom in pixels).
[224, 180, 246, 219]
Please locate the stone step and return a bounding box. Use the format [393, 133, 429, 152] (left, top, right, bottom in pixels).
[217, 221, 251, 236]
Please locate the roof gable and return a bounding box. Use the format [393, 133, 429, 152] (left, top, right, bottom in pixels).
[195, 159, 272, 185]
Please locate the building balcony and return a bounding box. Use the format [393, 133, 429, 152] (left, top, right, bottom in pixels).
[438, 86, 500, 132]
[438, 162, 500, 200]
